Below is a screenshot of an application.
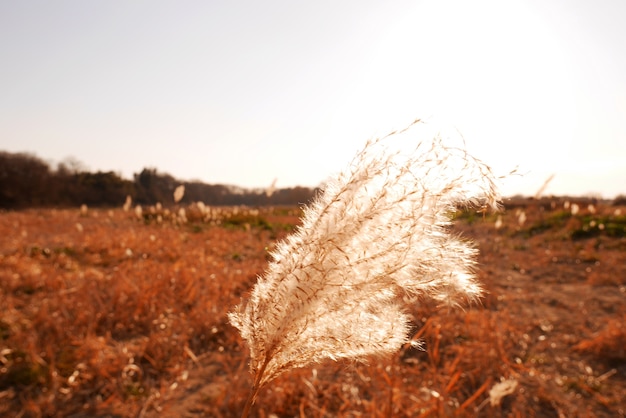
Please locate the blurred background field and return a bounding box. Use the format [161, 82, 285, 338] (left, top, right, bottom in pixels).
[1, 198, 624, 417]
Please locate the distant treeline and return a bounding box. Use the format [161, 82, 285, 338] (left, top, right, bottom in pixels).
[0, 151, 319, 209]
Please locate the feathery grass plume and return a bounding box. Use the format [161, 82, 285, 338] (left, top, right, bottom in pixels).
[173, 184, 185, 203]
[229, 119, 501, 415]
[123, 195, 132, 212]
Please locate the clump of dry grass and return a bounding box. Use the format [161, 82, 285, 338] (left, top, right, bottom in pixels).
[0, 208, 280, 417]
[574, 315, 626, 363]
[229, 120, 501, 415]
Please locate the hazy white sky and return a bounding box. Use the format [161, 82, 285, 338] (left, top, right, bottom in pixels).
[1, 0, 625, 197]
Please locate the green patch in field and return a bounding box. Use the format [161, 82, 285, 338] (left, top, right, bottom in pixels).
[124, 382, 147, 399]
[222, 214, 273, 231]
[519, 210, 572, 237]
[571, 215, 626, 239]
[453, 209, 477, 224]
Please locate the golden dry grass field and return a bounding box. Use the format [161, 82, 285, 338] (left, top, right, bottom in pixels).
[1, 201, 625, 417]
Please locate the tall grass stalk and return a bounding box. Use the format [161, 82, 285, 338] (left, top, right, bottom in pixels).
[229, 119, 501, 416]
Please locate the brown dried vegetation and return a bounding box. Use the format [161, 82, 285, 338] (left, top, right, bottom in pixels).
[0, 200, 625, 417]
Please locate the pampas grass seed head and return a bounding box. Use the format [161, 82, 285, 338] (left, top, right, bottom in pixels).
[229, 119, 502, 414]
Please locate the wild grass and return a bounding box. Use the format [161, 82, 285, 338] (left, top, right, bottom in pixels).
[1, 199, 625, 416]
[0, 206, 286, 417]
